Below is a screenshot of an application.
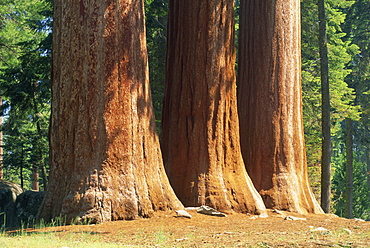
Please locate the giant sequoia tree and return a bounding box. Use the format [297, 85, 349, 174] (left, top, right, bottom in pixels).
[38, 0, 183, 223]
[161, 0, 266, 215]
[237, 0, 323, 214]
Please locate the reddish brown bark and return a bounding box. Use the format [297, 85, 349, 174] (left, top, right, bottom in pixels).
[38, 0, 183, 223]
[237, 0, 323, 214]
[161, 0, 266, 215]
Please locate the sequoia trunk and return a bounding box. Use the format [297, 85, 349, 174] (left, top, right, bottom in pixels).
[237, 0, 323, 214]
[38, 0, 183, 223]
[161, 0, 266, 215]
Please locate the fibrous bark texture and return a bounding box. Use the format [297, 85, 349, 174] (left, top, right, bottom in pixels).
[237, 0, 323, 214]
[38, 0, 183, 223]
[162, 0, 266, 215]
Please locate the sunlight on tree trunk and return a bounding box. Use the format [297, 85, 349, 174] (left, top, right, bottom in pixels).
[38, 0, 183, 224]
[162, 0, 266, 215]
[238, 0, 323, 214]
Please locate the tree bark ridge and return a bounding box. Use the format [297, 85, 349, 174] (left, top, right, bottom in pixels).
[38, 0, 183, 223]
[162, 0, 266, 215]
[238, 0, 323, 214]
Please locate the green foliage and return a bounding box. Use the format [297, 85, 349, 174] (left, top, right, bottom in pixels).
[0, 0, 51, 189]
[0, 0, 51, 69]
[335, 0, 370, 219]
[302, 0, 370, 217]
[301, 0, 362, 198]
[332, 127, 370, 219]
[302, 0, 360, 122]
[145, 0, 168, 133]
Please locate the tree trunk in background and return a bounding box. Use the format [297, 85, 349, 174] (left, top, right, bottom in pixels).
[20, 161, 24, 189]
[32, 82, 47, 191]
[366, 149, 370, 206]
[162, 0, 266, 215]
[31, 165, 39, 191]
[31, 105, 41, 192]
[238, 0, 323, 214]
[38, 0, 183, 224]
[345, 118, 353, 219]
[318, 0, 332, 213]
[41, 165, 48, 191]
[0, 96, 3, 180]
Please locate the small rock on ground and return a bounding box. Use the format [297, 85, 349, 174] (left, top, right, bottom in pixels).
[175, 210, 192, 218]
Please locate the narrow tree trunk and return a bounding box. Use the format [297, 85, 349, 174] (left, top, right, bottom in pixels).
[31, 165, 39, 191]
[318, 0, 332, 213]
[366, 149, 370, 205]
[41, 165, 47, 191]
[32, 81, 47, 191]
[0, 96, 3, 180]
[38, 0, 183, 224]
[345, 118, 353, 218]
[31, 110, 41, 191]
[20, 160, 24, 189]
[238, 0, 323, 214]
[162, 0, 266, 215]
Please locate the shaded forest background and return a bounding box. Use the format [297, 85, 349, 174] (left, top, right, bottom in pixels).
[0, 0, 369, 219]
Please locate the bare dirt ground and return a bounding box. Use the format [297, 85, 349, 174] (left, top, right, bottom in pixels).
[27, 209, 370, 247]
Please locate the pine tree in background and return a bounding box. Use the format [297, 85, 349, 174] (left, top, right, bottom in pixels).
[332, 0, 370, 220]
[318, 0, 332, 214]
[145, 0, 168, 133]
[301, 0, 361, 210]
[0, 0, 52, 190]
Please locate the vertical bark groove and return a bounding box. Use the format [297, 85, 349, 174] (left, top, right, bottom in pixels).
[162, 0, 266, 215]
[238, 0, 323, 214]
[38, 0, 182, 224]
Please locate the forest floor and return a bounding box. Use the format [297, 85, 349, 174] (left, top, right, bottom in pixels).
[6, 209, 368, 247]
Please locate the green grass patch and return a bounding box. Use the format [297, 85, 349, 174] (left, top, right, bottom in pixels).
[0, 232, 132, 248]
